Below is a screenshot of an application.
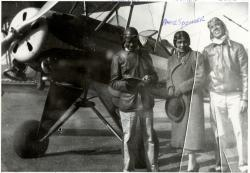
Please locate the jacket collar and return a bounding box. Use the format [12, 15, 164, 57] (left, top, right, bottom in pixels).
[212, 36, 232, 47]
[174, 50, 192, 65]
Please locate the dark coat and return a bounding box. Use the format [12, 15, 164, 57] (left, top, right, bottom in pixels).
[166, 50, 205, 151]
[110, 48, 158, 112]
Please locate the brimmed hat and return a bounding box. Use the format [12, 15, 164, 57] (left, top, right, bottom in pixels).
[165, 96, 185, 122]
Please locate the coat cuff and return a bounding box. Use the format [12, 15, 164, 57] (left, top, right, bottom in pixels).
[241, 94, 248, 101]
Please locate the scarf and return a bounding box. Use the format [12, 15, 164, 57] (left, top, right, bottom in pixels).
[212, 35, 232, 75]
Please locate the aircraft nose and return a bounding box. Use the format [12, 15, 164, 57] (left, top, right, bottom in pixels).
[8, 8, 48, 62]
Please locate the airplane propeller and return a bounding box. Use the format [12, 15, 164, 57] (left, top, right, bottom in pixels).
[1, 1, 58, 56]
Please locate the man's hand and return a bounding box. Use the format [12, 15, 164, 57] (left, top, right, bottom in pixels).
[240, 100, 248, 113]
[167, 86, 182, 97]
[142, 75, 152, 84]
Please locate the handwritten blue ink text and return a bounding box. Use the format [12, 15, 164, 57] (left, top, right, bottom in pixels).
[163, 16, 205, 28]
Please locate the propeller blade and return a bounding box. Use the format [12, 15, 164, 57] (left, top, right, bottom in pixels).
[22, 1, 58, 27]
[1, 1, 58, 55]
[2, 32, 16, 55]
[15, 1, 58, 32]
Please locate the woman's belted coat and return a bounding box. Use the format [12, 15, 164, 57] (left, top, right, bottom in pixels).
[166, 50, 205, 151]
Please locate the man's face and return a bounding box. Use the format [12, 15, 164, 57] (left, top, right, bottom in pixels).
[124, 37, 138, 51]
[176, 37, 189, 53]
[209, 22, 225, 39]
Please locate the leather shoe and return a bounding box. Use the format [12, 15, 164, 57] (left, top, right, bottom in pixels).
[208, 166, 230, 172]
[188, 163, 200, 172]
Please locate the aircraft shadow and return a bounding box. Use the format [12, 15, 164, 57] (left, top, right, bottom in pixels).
[157, 128, 216, 152]
[41, 147, 122, 158]
[53, 128, 120, 137]
[157, 130, 171, 139]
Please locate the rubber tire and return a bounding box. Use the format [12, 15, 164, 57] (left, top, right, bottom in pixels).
[13, 120, 49, 158]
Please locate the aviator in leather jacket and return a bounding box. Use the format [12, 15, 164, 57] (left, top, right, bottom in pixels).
[110, 48, 158, 112]
[202, 40, 248, 101]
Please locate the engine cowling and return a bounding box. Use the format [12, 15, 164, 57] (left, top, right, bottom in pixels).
[8, 8, 80, 63]
[9, 8, 48, 62]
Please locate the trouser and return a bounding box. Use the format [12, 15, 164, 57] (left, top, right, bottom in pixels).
[210, 92, 248, 170]
[120, 109, 158, 172]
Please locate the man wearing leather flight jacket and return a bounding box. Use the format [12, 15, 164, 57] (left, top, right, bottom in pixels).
[109, 27, 159, 172]
[203, 17, 248, 173]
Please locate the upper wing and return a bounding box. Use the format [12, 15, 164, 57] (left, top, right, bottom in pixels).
[2, 1, 154, 21]
[52, 2, 154, 15]
[86, 2, 154, 14]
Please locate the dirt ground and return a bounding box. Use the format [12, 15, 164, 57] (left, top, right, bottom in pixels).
[1, 85, 240, 172]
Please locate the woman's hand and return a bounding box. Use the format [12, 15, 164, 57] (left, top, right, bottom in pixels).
[174, 88, 182, 97]
[168, 86, 174, 97]
[240, 100, 248, 113]
[168, 86, 182, 97]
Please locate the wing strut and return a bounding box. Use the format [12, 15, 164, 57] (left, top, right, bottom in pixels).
[95, 2, 120, 31]
[223, 15, 248, 32]
[69, 2, 78, 14]
[38, 82, 122, 142]
[126, 3, 134, 29]
[154, 2, 167, 53]
[115, 10, 120, 26]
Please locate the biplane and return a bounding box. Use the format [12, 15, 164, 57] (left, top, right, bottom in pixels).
[1, 1, 174, 167]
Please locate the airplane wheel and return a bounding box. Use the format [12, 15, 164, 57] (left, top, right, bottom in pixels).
[13, 120, 49, 158]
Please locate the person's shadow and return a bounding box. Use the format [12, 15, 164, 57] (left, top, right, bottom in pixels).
[158, 127, 218, 172]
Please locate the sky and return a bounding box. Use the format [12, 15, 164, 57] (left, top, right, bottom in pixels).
[92, 1, 248, 52]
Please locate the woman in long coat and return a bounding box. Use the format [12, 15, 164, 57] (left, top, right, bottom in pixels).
[165, 31, 205, 171]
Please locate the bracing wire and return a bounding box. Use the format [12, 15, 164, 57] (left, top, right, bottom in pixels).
[178, 2, 204, 171]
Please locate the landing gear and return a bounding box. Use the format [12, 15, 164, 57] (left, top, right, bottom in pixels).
[13, 120, 49, 158]
[3, 59, 27, 81]
[13, 82, 122, 159]
[36, 72, 46, 90]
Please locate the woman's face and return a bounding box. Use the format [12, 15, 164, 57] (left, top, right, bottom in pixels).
[175, 37, 189, 53]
